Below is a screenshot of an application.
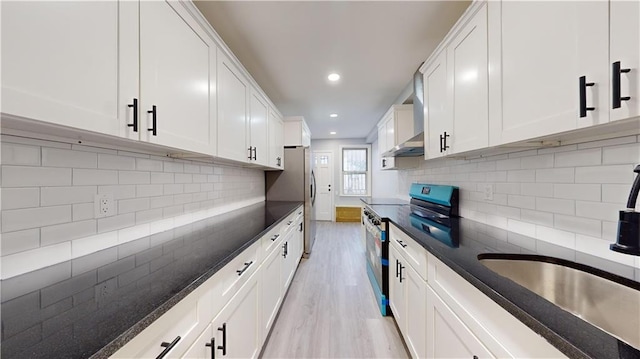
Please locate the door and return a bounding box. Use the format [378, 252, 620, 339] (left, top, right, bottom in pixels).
[424, 51, 450, 159]
[260, 243, 282, 342]
[268, 108, 284, 168]
[448, 4, 489, 154]
[497, 1, 607, 144]
[1, 1, 137, 137]
[385, 116, 395, 151]
[313, 151, 334, 221]
[610, 1, 640, 122]
[250, 89, 269, 166]
[377, 124, 387, 155]
[218, 52, 249, 163]
[426, 286, 494, 359]
[182, 324, 214, 359]
[405, 264, 427, 359]
[140, 0, 216, 155]
[389, 246, 405, 334]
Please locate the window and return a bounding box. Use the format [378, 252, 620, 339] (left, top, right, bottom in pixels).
[341, 146, 370, 196]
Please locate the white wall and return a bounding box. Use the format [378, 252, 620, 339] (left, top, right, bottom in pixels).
[0, 134, 265, 279]
[396, 135, 640, 269]
[371, 139, 399, 198]
[311, 138, 368, 207]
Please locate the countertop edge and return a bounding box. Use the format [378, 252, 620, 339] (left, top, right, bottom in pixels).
[89, 202, 302, 359]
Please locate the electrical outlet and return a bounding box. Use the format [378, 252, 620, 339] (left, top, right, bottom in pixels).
[94, 194, 115, 218]
[483, 184, 494, 201]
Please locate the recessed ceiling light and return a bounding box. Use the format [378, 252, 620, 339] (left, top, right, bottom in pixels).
[328, 73, 340, 82]
[330, 131, 337, 135]
[330, 113, 338, 118]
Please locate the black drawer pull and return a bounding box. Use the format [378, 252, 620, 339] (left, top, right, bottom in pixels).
[270, 234, 280, 241]
[217, 323, 226, 355]
[579, 76, 595, 118]
[396, 259, 400, 278]
[236, 261, 253, 276]
[299, 222, 303, 232]
[205, 338, 216, 359]
[156, 336, 180, 359]
[247, 146, 253, 160]
[287, 220, 293, 225]
[282, 242, 288, 258]
[148, 105, 157, 136]
[277, 156, 281, 167]
[127, 98, 138, 132]
[396, 239, 407, 248]
[252, 147, 257, 161]
[613, 61, 631, 109]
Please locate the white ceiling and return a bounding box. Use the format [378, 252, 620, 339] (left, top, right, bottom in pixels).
[194, 1, 471, 140]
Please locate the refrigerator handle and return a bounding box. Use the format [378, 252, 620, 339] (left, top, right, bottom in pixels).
[311, 170, 317, 206]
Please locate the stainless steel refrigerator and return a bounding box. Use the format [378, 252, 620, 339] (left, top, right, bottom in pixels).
[265, 146, 317, 257]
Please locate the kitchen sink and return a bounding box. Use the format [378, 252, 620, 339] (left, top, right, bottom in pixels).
[478, 253, 640, 350]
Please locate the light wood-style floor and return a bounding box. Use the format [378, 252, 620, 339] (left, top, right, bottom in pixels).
[261, 222, 409, 358]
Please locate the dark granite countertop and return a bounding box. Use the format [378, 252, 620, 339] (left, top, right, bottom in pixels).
[367, 204, 640, 359]
[360, 197, 409, 206]
[0, 201, 302, 359]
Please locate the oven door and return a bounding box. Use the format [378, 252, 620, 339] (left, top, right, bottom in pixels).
[365, 220, 387, 315]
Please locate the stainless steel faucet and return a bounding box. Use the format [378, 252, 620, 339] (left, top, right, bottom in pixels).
[611, 164, 640, 256]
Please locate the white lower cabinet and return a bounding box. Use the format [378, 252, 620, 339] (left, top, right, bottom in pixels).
[426, 286, 493, 359]
[182, 324, 214, 359]
[260, 241, 283, 343]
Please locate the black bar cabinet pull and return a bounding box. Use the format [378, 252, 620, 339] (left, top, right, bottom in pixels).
[248, 146, 253, 160]
[205, 338, 216, 359]
[399, 264, 405, 283]
[236, 261, 253, 276]
[299, 222, 303, 232]
[282, 242, 288, 258]
[439, 134, 444, 153]
[613, 61, 631, 109]
[443, 131, 450, 151]
[270, 234, 280, 241]
[276, 157, 281, 167]
[473, 356, 478, 359]
[252, 147, 257, 161]
[127, 98, 138, 132]
[148, 105, 157, 136]
[156, 336, 181, 359]
[217, 323, 226, 355]
[382, 158, 386, 168]
[396, 259, 400, 278]
[579, 76, 595, 118]
[396, 239, 407, 248]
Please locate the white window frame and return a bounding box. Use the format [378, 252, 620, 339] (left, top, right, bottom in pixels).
[339, 144, 372, 197]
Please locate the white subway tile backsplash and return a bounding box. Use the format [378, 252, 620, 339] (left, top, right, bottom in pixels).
[2, 205, 71, 232]
[508, 149, 538, 158]
[536, 168, 574, 183]
[136, 184, 164, 198]
[536, 226, 575, 249]
[520, 210, 554, 227]
[98, 154, 136, 170]
[602, 184, 632, 204]
[602, 221, 618, 241]
[72, 203, 95, 221]
[118, 198, 150, 214]
[507, 170, 535, 183]
[507, 195, 536, 209]
[117, 150, 149, 159]
[184, 183, 201, 193]
[495, 183, 520, 195]
[536, 197, 574, 215]
[193, 174, 207, 183]
[184, 164, 200, 173]
[2, 166, 71, 187]
[41, 220, 96, 246]
[73, 169, 118, 185]
[41, 186, 96, 206]
[118, 171, 150, 185]
[175, 173, 193, 183]
[163, 205, 184, 218]
[507, 219, 536, 237]
[200, 165, 214, 174]
[71, 144, 117, 155]
[496, 158, 521, 171]
[554, 148, 601, 167]
[136, 158, 163, 172]
[554, 214, 601, 238]
[521, 154, 554, 169]
[149, 195, 174, 209]
[2, 188, 39, 209]
[575, 165, 634, 184]
[164, 162, 184, 173]
[2, 242, 71, 279]
[602, 143, 640, 164]
[553, 184, 601, 201]
[1, 229, 40, 255]
[538, 144, 577, 154]
[135, 208, 164, 224]
[98, 185, 136, 200]
[42, 148, 97, 168]
[97, 213, 136, 233]
[164, 184, 184, 195]
[576, 201, 621, 222]
[151, 172, 174, 184]
[1, 143, 40, 166]
[575, 234, 635, 266]
[521, 183, 553, 197]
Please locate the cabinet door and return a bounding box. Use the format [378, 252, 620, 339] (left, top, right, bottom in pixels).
[497, 2, 607, 144]
[388, 246, 405, 333]
[377, 124, 387, 156]
[385, 116, 395, 152]
[423, 52, 450, 160]
[405, 264, 427, 359]
[426, 286, 494, 359]
[212, 270, 260, 359]
[140, 0, 216, 155]
[610, 1, 640, 122]
[1, 1, 136, 137]
[268, 108, 284, 168]
[250, 89, 269, 166]
[218, 52, 249, 163]
[448, 4, 488, 154]
[182, 324, 214, 359]
[281, 233, 296, 291]
[260, 245, 283, 342]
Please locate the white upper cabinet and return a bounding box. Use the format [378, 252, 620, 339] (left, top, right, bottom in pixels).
[1, 1, 134, 137]
[268, 107, 285, 169]
[218, 52, 250, 162]
[377, 105, 414, 154]
[249, 88, 269, 166]
[610, 1, 640, 122]
[283, 117, 311, 147]
[447, 3, 488, 153]
[491, 1, 608, 145]
[377, 123, 387, 156]
[424, 52, 450, 160]
[139, 0, 216, 155]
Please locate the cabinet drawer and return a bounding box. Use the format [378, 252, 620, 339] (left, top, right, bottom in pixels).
[261, 223, 285, 255]
[112, 287, 210, 359]
[390, 224, 428, 281]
